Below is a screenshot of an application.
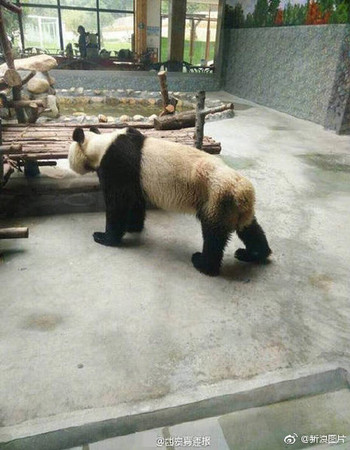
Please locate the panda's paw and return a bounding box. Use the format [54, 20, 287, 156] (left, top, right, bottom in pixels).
[235, 248, 270, 262]
[93, 232, 122, 247]
[191, 252, 220, 277]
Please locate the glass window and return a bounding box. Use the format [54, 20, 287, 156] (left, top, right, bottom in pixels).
[21, 0, 58, 6]
[60, 0, 96, 8]
[22, 7, 60, 53]
[2, 10, 22, 53]
[185, 1, 218, 65]
[99, 0, 133, 11]
[61, 10, 98, 53]
[160, 15, 168, 61]
[100, 12, 133, 53]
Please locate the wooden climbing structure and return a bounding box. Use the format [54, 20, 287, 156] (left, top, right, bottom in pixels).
[1, 122, 221, 169]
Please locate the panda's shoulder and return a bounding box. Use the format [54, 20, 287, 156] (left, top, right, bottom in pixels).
[99, 129, 144, 179]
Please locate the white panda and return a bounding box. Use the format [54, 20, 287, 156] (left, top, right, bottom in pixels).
[69, 126, 271, 276]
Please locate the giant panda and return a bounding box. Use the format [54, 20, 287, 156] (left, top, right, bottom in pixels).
[69, 126, 271, 276]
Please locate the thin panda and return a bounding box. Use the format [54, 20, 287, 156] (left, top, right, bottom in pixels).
[69, 126, 271, 276]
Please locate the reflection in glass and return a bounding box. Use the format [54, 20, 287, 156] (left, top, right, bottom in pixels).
[161, 0, 218, 66]
[21, 0, 58, 6]
[185, 2, 218, 65]
[60, 0, 96, 8]
[100, 12, 133, 53]
[22, 7, 60, 52]
[99, 0, 133, 11]
[2, 10, 22, 55]
[61, 9, 98, 54]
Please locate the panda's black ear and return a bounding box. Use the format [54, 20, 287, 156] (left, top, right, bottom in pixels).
[125, 127, 145, 148]
[126, 127, 143, 138]
[73, 127, 85, 144]
[89, 126, 101, 134]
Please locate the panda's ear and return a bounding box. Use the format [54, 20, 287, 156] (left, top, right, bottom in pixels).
[89, 126, 101, 134]
[126, 127, 143, 138]
[72, 127, 85, 144]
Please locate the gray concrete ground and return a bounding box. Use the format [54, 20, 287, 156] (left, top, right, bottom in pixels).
[1, 92, 350, 448]
[65, 389, 350, 450]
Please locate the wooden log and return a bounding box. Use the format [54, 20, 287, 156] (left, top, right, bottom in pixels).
[4, 69, 22, 87]
[0, 0, 22, 14]
[158, 71, 170, 107]
[0, 161, 14, 185]
[0, 92, 9, 107]
[0, 227, 29, 239]
[165, 104, 175, 114]
[0, 143, 22, 154]
[20, 71, 36, 87]
[195, 91, 206, 149]
[154, 103, 234, 131]
[158, 70, 178, 116]
[7, 99, 45, 108]
[201, 102, 234, 117]
[1, 122, 155, 129]
[154, 111, 196, 130]
[0, 81, 9, 91]
[17, 160, 57, 167]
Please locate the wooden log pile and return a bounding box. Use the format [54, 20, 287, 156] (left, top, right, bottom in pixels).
[1, 124, 221, 161]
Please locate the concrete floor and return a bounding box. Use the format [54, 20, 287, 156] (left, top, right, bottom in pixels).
[1, 92, 350, 447]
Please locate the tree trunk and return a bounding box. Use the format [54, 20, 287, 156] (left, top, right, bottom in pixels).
[195, 91, 206, 149]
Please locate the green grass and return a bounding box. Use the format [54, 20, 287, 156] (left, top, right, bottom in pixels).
[100, 41, 131, 52]
[161, 37, 215, 65]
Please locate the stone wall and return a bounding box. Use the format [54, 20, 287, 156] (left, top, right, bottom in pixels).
[50, 70, 220, 93]
[222, 24, 350, 133]
[325, 26, 350, 134]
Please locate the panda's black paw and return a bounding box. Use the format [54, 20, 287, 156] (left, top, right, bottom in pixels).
[234, 248, 271, 262]
[93, 232, 122, 247]
[191, 252, 220, 277]
[126, 223, 144, 233]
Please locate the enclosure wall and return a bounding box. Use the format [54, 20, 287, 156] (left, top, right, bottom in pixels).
[222, 24, 350, 133]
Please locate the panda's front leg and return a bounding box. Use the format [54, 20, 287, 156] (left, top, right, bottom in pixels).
[126, 199, 146, 233]
[93, 203, 129, 246]
[93, 182, 129, 247]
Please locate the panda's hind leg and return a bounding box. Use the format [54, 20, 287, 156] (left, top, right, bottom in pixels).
[192, 219, 231, 276]
[235, 217, 271, 262]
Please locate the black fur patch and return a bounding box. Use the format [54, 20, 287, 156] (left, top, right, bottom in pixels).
[235, 217, 271, 262]
[89, 126, 101, 134]
[73, 127, 85, 144]
[94, 129, 146, 246]
[192, 219, 232, 276]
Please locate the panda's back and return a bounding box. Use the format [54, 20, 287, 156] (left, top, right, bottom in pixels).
[140, 137, 211, 212]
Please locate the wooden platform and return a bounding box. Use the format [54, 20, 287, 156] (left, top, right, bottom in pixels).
[1, 123, 221, 162]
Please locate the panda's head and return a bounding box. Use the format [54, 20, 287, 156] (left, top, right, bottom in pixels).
[68, 126, 128, 175]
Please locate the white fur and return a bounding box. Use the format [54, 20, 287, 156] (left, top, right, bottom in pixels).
[141, 137, 255, 229]
[68, 128, 127, 175]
